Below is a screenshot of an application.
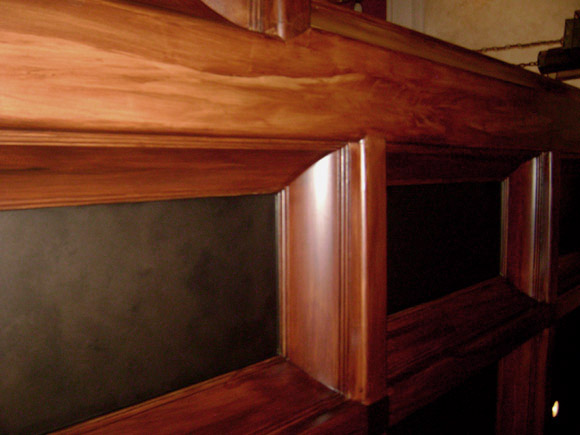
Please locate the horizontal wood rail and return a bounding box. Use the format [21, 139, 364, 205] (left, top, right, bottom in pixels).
[0, 132, 340, 209]
[55, 357, 365, 434]
[387, 302, 552, 425]
[387, 277, 538, 382]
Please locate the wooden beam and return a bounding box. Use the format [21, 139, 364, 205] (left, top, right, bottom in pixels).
[2, 0, 580, 151]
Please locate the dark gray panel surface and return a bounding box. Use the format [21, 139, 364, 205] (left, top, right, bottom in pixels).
[0, 195, 277, 434]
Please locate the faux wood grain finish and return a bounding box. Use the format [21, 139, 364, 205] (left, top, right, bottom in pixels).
[283, 150, 343, 389]
[387, 303, 552, 426]
[386, 277, 538, 383]
[311, 0, 578, 92]
[385, 144, 533, 185]
[505, 153, 557, 302]
[54, 357, 356, 434]
[0, 142, 332, 209]
[344, 136, 387, 403]
[3, 0, 580, 150]
[496, 330, 551, 435]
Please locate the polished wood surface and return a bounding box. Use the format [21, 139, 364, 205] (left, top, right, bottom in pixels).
[283, 150, 343, 389]
[385, 144, 532, 185]
[496, 330, 551, 435]
[0, 140, 332, 209]
[55, 357, 359, 434]
[2, 0, 580, 150]
[387, 277, 537, 382]
[505, 153, 557, 302]
[387, 302, 551, 425]
[344, 136, 387, 403]
[311, 0, 578, 92]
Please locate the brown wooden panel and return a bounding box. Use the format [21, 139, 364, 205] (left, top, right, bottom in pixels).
[505, 153, 557, 302]
[387, 277, 538, 382]
[389, 363, 498, 435]
[0, 143, 330, 209]
[283, 150, 343, 388]
[496, 330, 551, 435]
[311, 0, 577, 92]
[2, 1, 580, 150]
[555, 285, 580, 320]
[55, 357, 351, 434]
[387, 303, 552, 425]
[344, 136, 387, 403]
[385, 144, 533, 185]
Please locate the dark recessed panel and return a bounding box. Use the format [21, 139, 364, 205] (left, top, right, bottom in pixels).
[559, 160, 580, 256]
[546, 308, 580, 434]
[389, 364, 498, 435]
[387, 182, 501, 314]
[0, 195, 277, 434]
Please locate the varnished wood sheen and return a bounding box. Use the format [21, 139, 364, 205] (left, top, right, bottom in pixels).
[387, 303, 552, 425]
[0, 143, 331, 209]
[2, 0, 580, 149]
[387, 278, 538, 382]
[496, 331, 551, 435]
[505, 154, 557, 302]
[55, 357, 357, 434]
[344, 137, 387, 403]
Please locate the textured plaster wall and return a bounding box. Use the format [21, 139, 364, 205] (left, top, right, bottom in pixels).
[422, 0, 580, 87]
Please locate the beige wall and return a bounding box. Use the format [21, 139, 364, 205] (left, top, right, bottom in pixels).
[405, 0, 580, 87]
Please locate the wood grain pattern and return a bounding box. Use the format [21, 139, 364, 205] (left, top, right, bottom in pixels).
[387, 277, 538, 382]
[2, 0, 580, 150]
[505, 153, 557, 302]
[387, 303, 552, 425]
[385, 144, 533, 185]
[54, 357, 358, 434]
[0, 143, 332, 209]
[496, 330, 551, 435]
[343, 136, 387, 403]
[283, 150, 343, 389]
[311, 0, 578, 92]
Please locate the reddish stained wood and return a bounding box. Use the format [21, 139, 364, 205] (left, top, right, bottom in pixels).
[505, 153, 557, 302]
[386, 277, 538, 382]
[311, 0, 578, 93]
[283, 150, 343, 388]
[344, 136, 387, 403]
[496, 330, 551, 435]
[0, 143, 331, 209]
[387, 303, 552, 425]
[2, 1, 580, 150]
[54, 357, 351, 434]
[385, 144, 533, 185]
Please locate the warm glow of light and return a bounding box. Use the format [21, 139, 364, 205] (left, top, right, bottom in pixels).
[552, 400, 559, 418]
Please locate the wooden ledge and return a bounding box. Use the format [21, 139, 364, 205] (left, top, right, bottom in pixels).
[55, 357, 365, 434]
[387, 277, 538, 381]
[386, 277, 551, 425]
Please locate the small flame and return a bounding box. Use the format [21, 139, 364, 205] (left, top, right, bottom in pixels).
[552, 400, 559, 418]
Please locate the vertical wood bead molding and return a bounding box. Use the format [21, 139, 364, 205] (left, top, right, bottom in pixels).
[344, 136, 387, 403]
[505, 152, 557, 302]
[496, 329, 552, 435]
[280, 136, 387, 404]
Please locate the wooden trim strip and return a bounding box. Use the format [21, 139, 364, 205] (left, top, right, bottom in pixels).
[311, 0, 579, 94]
[54, 357, 351, 434]
[387, 277, 538, 382]
[387, 303, 552, 426]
